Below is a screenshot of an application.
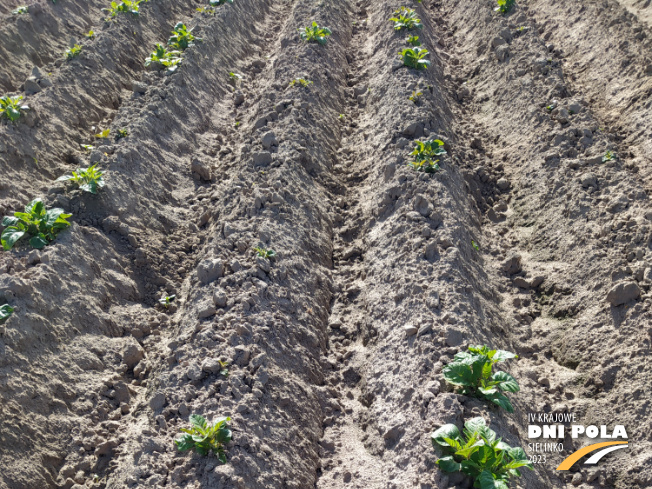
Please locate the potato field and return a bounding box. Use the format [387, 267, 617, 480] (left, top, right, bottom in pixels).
[1, 0, 652, 488]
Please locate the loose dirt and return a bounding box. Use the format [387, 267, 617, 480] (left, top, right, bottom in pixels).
[1, 0, 651, 488]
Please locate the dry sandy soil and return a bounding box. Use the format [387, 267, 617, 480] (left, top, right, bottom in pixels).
[1, 0, 652, 488]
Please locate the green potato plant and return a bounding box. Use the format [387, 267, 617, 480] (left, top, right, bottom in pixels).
[65, 44, 82, 59]
[299, 22, 332, 45]
[432, 417, 532, 489]
[400, 46, 430, 69]
[406, 35, 421, 46]
[95, 128, 110, 139]
[409, 139, 446, 173]
[0, 304, 14, 324]
[12, 6, 29, 14]
[1, 199, 72, 251]
[228, 72, 243, 84]
[168, 23, 201, 50]
[602, 150, 616, 163]
[56, 164, 105, 194]
[104, 0, 142, 18]
[0, 95, 29, 123]
[86, 30, 96, 39]
[495, 0, 515, 15]
[158, 294, 176, 308]
[289, 78, 313, 88]
[254, 245, 276, 259]
[408, 90, 422, 103]
[81, 144, 94, 151]
[145, 43, 183, 71]
[389, 7, 423, 31]
[176, 415, 232, 463]
[116, 128, 128, 139]
[443, 345, 520, 412]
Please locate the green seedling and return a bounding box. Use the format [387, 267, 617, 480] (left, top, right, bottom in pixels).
[209, 0, 233, 4]
[145, 43, 183, 71]
[389, 7, 423, 31]
[443, 345, 519, 412]
[289, 78, 313, 88]
[515, 26, 528, 35]
[472, 240, 480, 250]
[12, 6, 29, 14]
[228, 72, 242, 84]
[408, 90, 423, 103]
[95, 128, 110, 139]
[81, 144, 94, 152]
[168, 23, 201, 51]
[234, 121, 241, 127]
[495, 0, 515, 15]
[299, 21, 332, 45]
[602, 150, 616, 163]
[0, 304, 14, 324]
[406, 35, 421, 46]
[104, 0, 142, 18]
[176, 414, 232, 462]
[432, 417, 533, 488]
[116, 128, 128, 139]
[196, 6, 216, 14]
[254, 245, 276, 259]
[1, 199, 71, 251]
[218, 360, 229, 377]
[0, 95, 29, 123]
[65, 44, 82, 59]
[409, 139, 446, 173]
[339, 114, 345, 120]
[86, 30, 96, 39]
[158, 294, 176, 308]
[400, 47, 430, 70]
[56, 164, 105, 194]
[545, 103, 556, 112]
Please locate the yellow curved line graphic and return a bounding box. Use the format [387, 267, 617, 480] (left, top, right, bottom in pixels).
[556, 441, 628, 470]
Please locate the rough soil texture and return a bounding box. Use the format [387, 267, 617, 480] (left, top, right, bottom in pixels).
[1, 0, 651, 488]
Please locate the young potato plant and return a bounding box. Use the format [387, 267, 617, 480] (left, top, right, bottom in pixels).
[176, 415, 232, 463]
[0, 304, 14, 324]
[0, 95, 29, 123]
[12, 6, 29, 14]
[409, 139, 446, 173]
[400, 47, 430, 70]
[389, 7, 423, 31]
[408, 90, 422, 103]
[443, 345, 519, 412]
[158, 294, 176, 308]
[86, 30, 96, 40]
[299, 22, 332, 45]
[116, 128, 128, 139]
[406, 35, 421, 46]
[602, 150, 616, 163]
[289, 78, 313, 88]
[228, 72, 243, 85]
[432, 417, 532, 489]
[168, 23, 201, 50]
[56, 164, 105, 194]
[145, 43, 182, 71]
[254, 245, 276, 260]
[495, 0, 515, 15]
[95, 128, 110, 139]
[104, 0, 142, 18]
[81, 144, 94, 152]
[1, 199, 71, 251]
[65, 44, 82, 59]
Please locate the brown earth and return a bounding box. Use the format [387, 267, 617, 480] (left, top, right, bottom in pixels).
[1, 0, 651, 488]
